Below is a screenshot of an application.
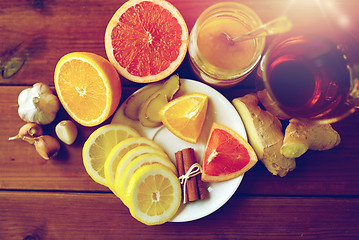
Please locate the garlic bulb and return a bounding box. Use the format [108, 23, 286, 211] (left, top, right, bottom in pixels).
[18, 82, 60, 125]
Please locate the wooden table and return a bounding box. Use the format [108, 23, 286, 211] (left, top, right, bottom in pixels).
[1, 0, 359, 239]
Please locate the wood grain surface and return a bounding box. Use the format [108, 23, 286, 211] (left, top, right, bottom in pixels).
[1, 0, 359, 239]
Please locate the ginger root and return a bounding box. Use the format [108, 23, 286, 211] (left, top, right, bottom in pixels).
[280, 119, 341, 158]
[233, 93, 296, 177]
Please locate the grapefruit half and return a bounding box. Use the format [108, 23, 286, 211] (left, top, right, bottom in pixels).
[105, 0, 188, 83]
[202, 122, 258, 182]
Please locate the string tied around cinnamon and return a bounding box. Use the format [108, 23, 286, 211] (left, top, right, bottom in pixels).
[178, 163, 202, 204]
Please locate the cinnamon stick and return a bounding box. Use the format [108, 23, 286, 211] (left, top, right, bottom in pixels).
[175, 150, 188, 203]
[182, 148, 199, 202]
[196, 172, 209, 200]
[175, 148, 209, 203]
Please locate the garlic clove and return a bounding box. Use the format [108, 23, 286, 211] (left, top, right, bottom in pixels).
[34, 135, 61, 160]
[26, 123, 43, 137]
[8, 122, 43, 141]
[33, 82, 53, 95]
[55, 120, 78, 145]
[22, 136, 36, 145]
[36, 93, 60, 117]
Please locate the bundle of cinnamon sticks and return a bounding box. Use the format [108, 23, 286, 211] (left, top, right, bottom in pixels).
[175, 148, 209, 203]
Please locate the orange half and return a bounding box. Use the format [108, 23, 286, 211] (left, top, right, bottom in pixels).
[54, 52, 121, 127]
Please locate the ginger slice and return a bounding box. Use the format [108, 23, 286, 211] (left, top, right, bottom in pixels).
[233, 93, 295, 177]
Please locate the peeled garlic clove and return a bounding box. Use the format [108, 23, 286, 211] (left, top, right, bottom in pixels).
[34, 135, 60, 160]
[55, 120, 78, 145]
[8, 122, 43, 141]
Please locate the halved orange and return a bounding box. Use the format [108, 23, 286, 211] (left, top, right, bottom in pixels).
[160, 93, 209, 144]
[104, 0, 188, 83]
[54, 52, 121, 127]
[202, 122, 258, 182]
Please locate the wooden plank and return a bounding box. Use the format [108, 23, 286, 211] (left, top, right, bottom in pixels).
[1, 86, 359, 195]
[0, 191, 358, 239]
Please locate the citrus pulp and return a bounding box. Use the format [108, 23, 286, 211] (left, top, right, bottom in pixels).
[54, 52, 121, 127]
[104, 0, 188, 83]
[126, 163, 181, 225]
[116, 153, 177, 205]
[82, 124, 140, 186]
[202, 122, 257, 182]
[160, 93, 209, 143]
[104, 137, 162, 190]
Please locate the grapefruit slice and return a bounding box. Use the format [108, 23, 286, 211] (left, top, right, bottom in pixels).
[202, 122, 258, 182]
[105, 0, 188, 83]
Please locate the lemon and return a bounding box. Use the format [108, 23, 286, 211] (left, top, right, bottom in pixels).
[82, 124, 140, 186]
[113, 146, 168, 194]
[116, 153, 177, 206]
[126, 163, 181, 225]
[104, 137, 162, 190]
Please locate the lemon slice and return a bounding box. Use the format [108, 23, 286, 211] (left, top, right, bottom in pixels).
[126, 163, 181, 225]
[82, 124, 140, 186]
[113, 146, 168, 193]
[116, 153, 177, 206]
[104, 137, 162, 190]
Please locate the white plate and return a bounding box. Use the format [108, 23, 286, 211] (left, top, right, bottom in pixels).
[111, 79, 247, 222]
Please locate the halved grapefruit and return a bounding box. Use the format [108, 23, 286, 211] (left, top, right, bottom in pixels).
[202, 122, 258, 182]
[105, 0, 188, 83]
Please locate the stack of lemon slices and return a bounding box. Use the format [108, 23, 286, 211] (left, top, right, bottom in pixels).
[82, 124, 181, 225]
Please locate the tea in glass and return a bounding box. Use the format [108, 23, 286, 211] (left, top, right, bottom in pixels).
[257, 35, 359, 123]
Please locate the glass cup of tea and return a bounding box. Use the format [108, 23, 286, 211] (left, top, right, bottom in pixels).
[256, 34, 359, 124]
[188, 2, 266, 88]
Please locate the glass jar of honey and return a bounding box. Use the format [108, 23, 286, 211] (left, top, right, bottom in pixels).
[188, 2, 265, 88]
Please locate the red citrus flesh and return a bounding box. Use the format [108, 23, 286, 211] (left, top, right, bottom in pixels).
[202, 123, 257, 182]
[105, 0, 188, 83]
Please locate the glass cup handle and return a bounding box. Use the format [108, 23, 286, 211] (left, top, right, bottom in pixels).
[349, 64, 359, 107]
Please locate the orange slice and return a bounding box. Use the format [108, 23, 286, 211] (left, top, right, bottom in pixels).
[160, 93, 209, 144]
[54, 52, 121, 127]
[104, 0, 188, 83]
[202, 122, 258, 182]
